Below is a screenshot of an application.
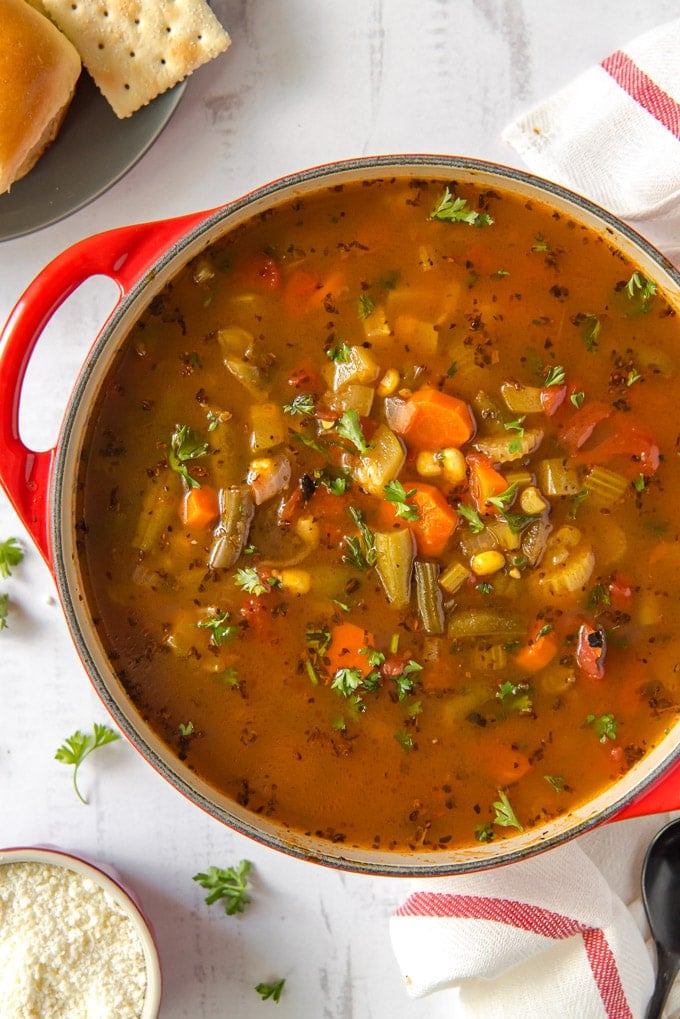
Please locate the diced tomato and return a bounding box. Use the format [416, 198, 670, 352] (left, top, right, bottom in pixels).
[576, 418, 660, 477]
[288, 364, 322, 391]
[559, 401, 612, 452]
[608, 573, 634, 609]
[540, 384, 567, 417]
[239, 254, 282, 289]
[576, 622, 606, 679]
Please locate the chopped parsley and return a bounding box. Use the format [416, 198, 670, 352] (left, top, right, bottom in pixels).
[587, 712, 618, 743]
[384, 480, 419, 521]
[357, 293, 376, 319]
[544, 365, 566, 387]
[457, 503, 485, 533]
[492, 789, 523, 831]
[283, 393, 316, 416]
[197, 609, 239, 644]
[327, 340, 351, 363]
[430, 187, 493, 227]
[336, 409, 371, 454]
[168, 424, 209, 489]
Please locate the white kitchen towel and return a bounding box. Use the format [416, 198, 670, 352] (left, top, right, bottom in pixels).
[390, 819, 667, 1019]
[501, 18, 680, 263]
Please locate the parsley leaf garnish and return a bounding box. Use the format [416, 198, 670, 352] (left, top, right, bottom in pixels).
[197, 609, 239, 645]
[168, 424, 209, 489]
[395, 729, 415, 753]
[0, 538, 24, 579]
[493, 789, 523, 831]
[384, 480, 419, 520]
[430, 187, 493, 227]
[331, 667, 364, 697]
[544, 365, 565, 387]
[283, 393, 316, 416]
[336, 409, 371, 454]
[0, 593, 9, 632]
[327, 341, 351, 363]
[486, 482, 518, 512]
[573, 312, 601, 351]
[357, 293, 376, 319]
[55, 723, 121, 805]
[626, 272, 656, 306]
[457, 503, 485, 533]
[503, 419, 525, 455]
[343, 507, 376, 568]
[587, 712, 618, 743]
[193, 860, 252, 915]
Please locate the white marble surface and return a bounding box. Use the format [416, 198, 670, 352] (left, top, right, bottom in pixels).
[2, 2, 680, 1016]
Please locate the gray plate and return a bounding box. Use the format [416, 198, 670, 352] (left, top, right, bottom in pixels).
[0, 71, 186, 242]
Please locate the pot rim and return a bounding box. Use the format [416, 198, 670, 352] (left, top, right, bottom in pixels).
[49, 153, 680, 876]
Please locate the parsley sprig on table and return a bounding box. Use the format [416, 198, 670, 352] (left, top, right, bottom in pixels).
[0, 537, 25, 631]
[0, 537, 24, 579]
[255, 978, 286, 1003]
[55, 723, 121, 805]
[193, 859, 252, 915]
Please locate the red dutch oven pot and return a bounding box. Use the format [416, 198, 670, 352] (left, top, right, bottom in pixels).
[1, 156, 680, 875]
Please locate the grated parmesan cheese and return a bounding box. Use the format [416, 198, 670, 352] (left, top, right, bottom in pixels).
[0, 861, 148, 1019]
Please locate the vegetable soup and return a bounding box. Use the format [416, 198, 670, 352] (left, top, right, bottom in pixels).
[76, 176, 680, 853]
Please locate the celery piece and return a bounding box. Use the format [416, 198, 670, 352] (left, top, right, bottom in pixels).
[583, 466, 628, 507]
[354, 425, 405, 495]
[536, 458, 581, 497]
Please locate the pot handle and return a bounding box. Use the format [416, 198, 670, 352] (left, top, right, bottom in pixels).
[0, 207, 220, 566]
[613, 757, 680, 821]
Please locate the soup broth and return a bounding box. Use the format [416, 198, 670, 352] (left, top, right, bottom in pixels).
[77, 176, 680, 853]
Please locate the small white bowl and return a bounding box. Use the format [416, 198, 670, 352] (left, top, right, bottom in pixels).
[0, 845, 162, 1018]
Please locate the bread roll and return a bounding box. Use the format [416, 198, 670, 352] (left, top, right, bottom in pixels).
[0, 0, 81, 195]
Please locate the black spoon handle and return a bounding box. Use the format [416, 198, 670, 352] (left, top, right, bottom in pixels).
[645, 944, 680, 1019]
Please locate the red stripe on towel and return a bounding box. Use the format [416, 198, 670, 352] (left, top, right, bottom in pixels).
[601, 50, 680, 140]
[395, 892, 632, 1019]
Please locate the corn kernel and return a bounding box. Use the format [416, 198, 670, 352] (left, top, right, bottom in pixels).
[520, 485, 549, 515]
[440, 447, 467, 483]
[470, 550, 505, 576]
[278, 569, 312, 595]
[295, 515, 319, 547]
[416, 451, 443, 477]
[377, 368, 400, 398]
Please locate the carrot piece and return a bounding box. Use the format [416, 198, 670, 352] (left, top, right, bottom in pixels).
[325, 622, 375, 678]
[180, 485, 220, 530]
[484, 743, 533, 785]
[466, 452, 508, 514]
[283, 269, 345, 316]
[515, 626, 559, 673]
[398, 387, 475, 452]
[377, 482, 458, 557]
